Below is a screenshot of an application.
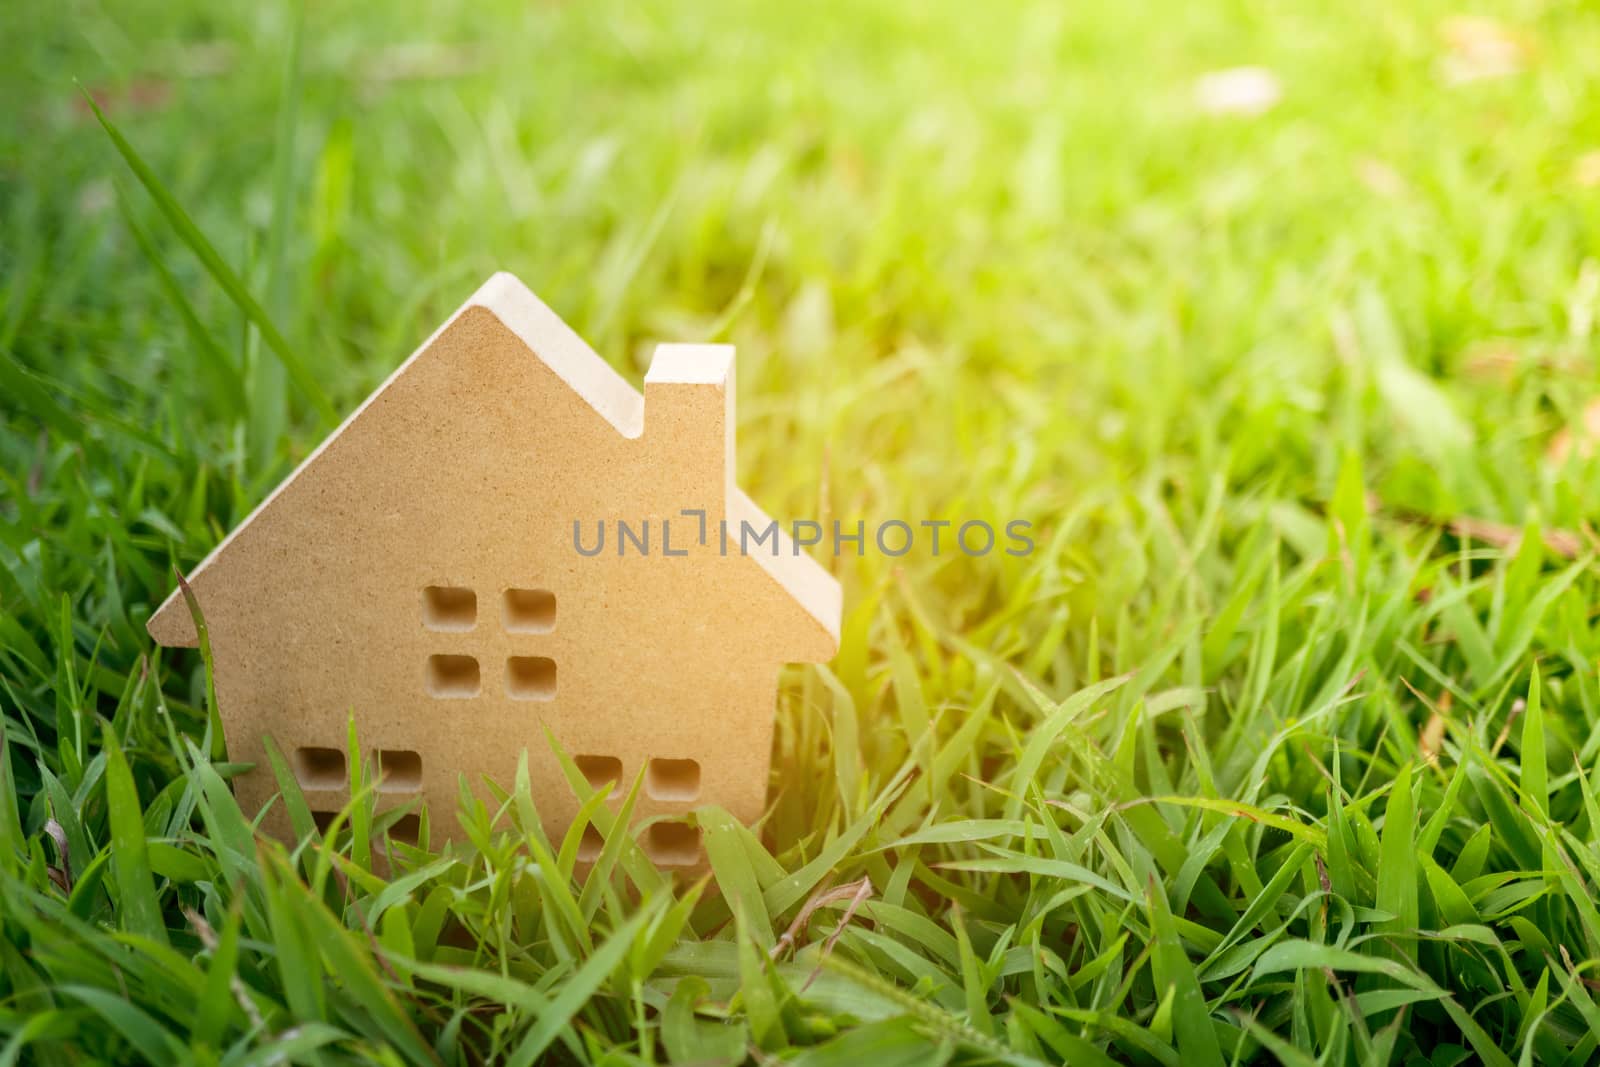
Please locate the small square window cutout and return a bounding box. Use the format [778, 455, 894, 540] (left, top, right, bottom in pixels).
[503, 588, 556, 632]
[426, 654, 480, 698]
[646, 758, 700, 801]
[293, 746, 346, 789]
[506, 656, 556, 700]
[576, 755, 623, 797]
[374, 749, 423, 792]
[577, 825, 604, 863]
[645, 820, 701, 867]
[422, 586, 476, 631]
[386, 813, 422, 847]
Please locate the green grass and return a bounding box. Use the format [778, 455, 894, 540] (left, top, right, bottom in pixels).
[6, 0, 1600, 1062]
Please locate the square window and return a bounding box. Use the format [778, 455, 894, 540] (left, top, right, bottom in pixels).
[646, 757, 700, 802]
[506, 656, 556, 700]
[577, 824, 604, 863]
[645, 820, 700, 867]
[386, 812, 422, 847]
[422, 586, 476, 631]
[373, 749, 423, 792]
[503, 588, 556, 632]
[426, 654, 480, 698]
[292, 746, 346, 789]
[575, 754, 623, 797]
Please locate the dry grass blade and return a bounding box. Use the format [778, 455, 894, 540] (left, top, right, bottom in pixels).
[771, 875, 874, 961]
[1490, 697, 1526, 760]
[1445, 516, 1583, 560]
[185, 907, 266, 1032]
[43, 816, 70, 894]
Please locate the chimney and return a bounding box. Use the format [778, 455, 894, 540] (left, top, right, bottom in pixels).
[643, 343, 735, 517]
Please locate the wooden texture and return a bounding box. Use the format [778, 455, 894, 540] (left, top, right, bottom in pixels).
[146, 273, 842, 865]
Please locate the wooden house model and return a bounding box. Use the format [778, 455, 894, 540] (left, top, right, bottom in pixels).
[146, 272, 842, 866]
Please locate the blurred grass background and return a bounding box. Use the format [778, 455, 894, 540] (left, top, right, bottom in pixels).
[6, 0, 1600, 1063]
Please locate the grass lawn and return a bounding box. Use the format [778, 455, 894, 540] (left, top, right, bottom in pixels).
[7, 0, 1600, 1062]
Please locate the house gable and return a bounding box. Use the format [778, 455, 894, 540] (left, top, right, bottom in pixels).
[146, 273, 841, 665]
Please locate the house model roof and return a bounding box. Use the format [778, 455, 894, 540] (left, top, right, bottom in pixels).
[147, 272, 842, 651]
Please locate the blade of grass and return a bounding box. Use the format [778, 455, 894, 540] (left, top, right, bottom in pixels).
[100, 724, 168, 947]
[80, 89, 334, 424]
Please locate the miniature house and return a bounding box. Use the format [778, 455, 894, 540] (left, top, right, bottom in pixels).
[145, 273, 841, 866]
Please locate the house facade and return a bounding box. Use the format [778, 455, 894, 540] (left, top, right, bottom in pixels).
[146, 274, 841, 866]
